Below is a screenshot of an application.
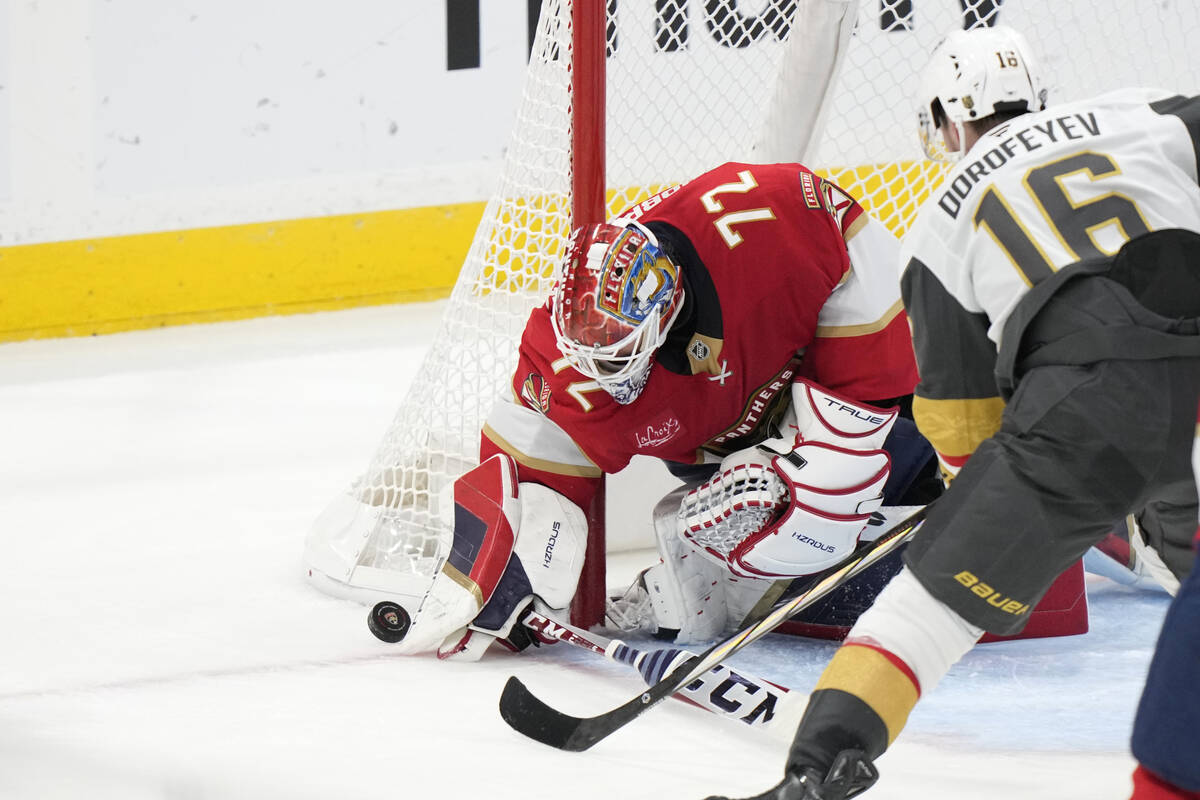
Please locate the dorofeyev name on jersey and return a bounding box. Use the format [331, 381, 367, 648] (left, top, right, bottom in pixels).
[938, 112, 1102, 218]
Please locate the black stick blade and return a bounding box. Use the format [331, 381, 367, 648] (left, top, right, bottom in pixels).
[499, 677, 589, 750]
[498, 507, 928, 752]
[499, 676, 650, 752]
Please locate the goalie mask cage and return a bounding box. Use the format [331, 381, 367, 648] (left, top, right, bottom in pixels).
[304, 0, 1200, 626]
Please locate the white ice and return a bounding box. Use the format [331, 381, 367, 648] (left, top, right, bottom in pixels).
[0, 301, 1170, 799]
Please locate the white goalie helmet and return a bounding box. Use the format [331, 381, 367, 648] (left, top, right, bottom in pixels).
[917, 25, 1047, 161]
[551, 219, 685, 405]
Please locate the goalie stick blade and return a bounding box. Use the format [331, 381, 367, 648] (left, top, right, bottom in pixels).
[499, 676, 645, 752]
[501, 652, 706, 751]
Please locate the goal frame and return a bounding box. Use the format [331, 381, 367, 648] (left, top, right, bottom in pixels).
[568, 0, 609, 627]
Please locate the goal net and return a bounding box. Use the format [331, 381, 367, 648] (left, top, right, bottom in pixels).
[303, 0, 1200, 623]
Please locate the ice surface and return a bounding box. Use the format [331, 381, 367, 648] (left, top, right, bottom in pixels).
[0, 301, 1168, 799]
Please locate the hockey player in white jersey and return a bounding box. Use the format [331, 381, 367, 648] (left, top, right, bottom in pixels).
[707, 25, 1200, 800]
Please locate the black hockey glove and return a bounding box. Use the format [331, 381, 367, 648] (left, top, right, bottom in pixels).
[703, 749, 878, 800]
[493, 619, 543, 652]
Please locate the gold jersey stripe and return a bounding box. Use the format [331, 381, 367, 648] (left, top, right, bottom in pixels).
[814, 644, 920, 746]
[842, 211, 869, 242]
[814, 297, 905, 338]
[912, 394, 1006, 462]
[482, 423, 603, 478]
[833, 264, 853, 290]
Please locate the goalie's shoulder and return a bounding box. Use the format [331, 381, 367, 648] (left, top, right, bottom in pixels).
[514, 304, 612, 409]
[518, 302, 559, 364]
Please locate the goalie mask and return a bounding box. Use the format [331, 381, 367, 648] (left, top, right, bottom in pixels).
[551, 219, 684, 405]
[917, 25, 1047, 161]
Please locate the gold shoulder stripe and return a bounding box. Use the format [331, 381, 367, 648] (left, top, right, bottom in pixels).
[842, 212, 868, 242]
[912, 394, 1006, 461]
[815, 298, 904, 338]
[833, 264, 853, 289]
[482, 423, 603, 478]
[814, 644, 919, 746]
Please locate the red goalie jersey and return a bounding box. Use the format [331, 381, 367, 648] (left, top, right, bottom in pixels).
[481, 162, 918, 511]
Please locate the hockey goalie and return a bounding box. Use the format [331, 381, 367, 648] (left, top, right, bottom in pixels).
[391, 161, 939, 658]
[395, 161, 1083, 660]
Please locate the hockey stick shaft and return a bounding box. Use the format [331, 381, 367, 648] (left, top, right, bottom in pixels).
[499, 504, 928, 751]
[519, 608, 805, 735]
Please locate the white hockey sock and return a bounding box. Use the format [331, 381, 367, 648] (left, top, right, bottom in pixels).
[845, 567, 984, 694]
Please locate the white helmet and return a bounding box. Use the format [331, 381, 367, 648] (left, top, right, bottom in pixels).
[917, 25, 1047, 161]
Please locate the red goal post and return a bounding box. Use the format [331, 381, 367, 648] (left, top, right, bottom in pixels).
[303, 0, 1200, 627]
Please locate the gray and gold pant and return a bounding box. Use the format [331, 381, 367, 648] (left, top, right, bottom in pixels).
[905, 230, 1200, 635]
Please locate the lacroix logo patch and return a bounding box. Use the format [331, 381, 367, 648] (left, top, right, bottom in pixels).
[635, 416, 681, 449]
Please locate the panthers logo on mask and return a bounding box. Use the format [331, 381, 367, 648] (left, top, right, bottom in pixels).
[595, 226, 679, 327]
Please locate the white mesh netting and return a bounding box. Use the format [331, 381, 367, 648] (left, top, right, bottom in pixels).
[304, 0, 1200, 609]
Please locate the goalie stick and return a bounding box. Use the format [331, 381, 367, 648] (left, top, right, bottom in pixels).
[519, 605, 806, 736]
[365, 598, 804, 734]
[498, 504, 929, 751]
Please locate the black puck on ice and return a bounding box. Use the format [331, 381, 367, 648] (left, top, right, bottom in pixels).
[368, 601, 412, 643]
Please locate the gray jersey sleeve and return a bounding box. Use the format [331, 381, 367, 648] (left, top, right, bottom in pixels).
[1151, 94, 1200, 184]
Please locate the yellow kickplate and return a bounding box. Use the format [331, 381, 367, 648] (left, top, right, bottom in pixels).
[0, 202, 484, 342]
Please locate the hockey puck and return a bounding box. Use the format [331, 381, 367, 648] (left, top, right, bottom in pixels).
[368, 601, 412, 643]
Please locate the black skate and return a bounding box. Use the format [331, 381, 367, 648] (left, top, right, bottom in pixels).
[704, 749, 878, 800]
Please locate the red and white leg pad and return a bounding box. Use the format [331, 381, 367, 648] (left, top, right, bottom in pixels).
[607, 486, 764, 644]
[399, 453, 586, 659]
[608, 485, 834, 646]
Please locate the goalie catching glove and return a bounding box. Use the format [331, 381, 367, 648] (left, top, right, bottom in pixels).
[396, 453, 588, 660]
[680, 379, 897, 579]
[607, 380, 902, 645]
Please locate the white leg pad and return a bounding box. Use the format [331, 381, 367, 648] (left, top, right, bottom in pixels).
[723, 573, 778, 628]
[640, 486, 730, 643]
[513, 482, 589, 609]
